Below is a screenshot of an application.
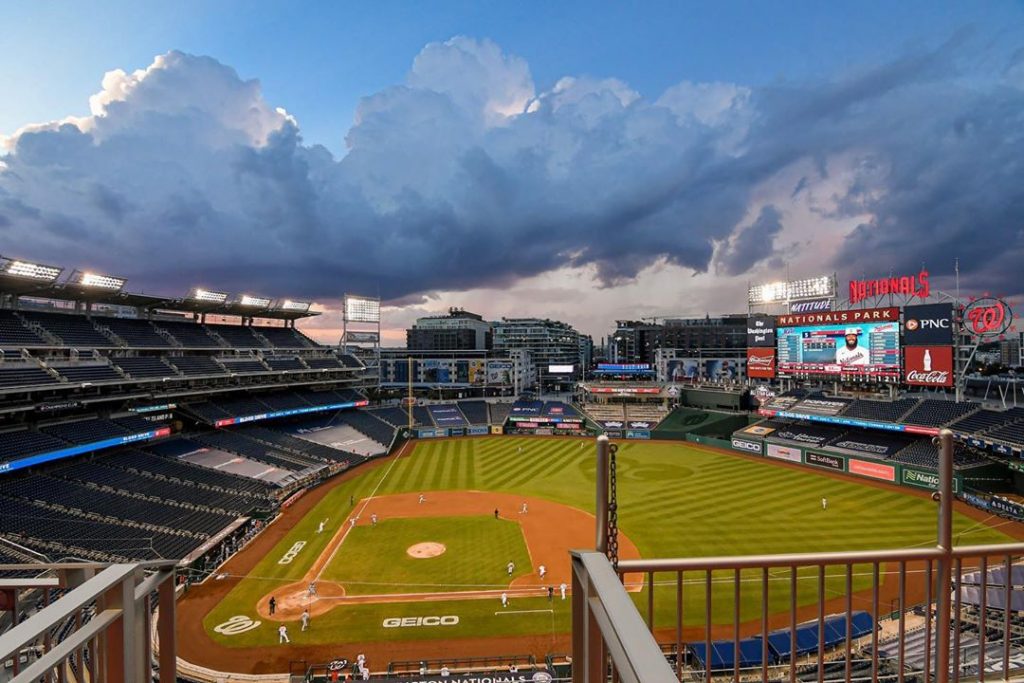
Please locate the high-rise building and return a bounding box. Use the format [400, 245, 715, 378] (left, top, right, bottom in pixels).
[406, 308, 492, 351]
[492, 318, 584, 389]
[611, 314, 748, 364]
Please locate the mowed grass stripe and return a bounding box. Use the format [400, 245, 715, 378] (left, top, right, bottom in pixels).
[486, 441, 570, 488]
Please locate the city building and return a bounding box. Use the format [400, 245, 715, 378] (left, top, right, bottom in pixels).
[492, 317, 585, 390]
[611, 314, 748, 364]
[378, 348, 533, 396]
[406, 308, 492, 351]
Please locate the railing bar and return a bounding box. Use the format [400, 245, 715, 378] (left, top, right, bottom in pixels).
[791, 567, 798, 683]
[676, 570, 683, 681]
[1004, 554, 1011, 678]
[953, 557, 962, 683]
[845, 563, 852, 683]
[647, 571, 654, 632]
[924, 559, 932, 683]
[762, 567, 769, 683]
[898, 562, 905, 683]
[818, 565, 825, 683]
[871, 563, 879, 683]
[979, 555, 987, 682]
[734, 569, 740, 683]
[706, 569, 712, 683]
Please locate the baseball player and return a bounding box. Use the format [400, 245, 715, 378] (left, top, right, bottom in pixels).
[547, 586, 554, 601]
[317, 519, 326, 534]
[560, 582, 567, 600]
[507, 560, 515, 576]
[308, 581, 318, 597]
[836, 328, 869, 366]
[520, 502, 528, 514]
[269, 596, 277, 615]
[278, 624, 290, 643]
[822, 497, 828, 511]
[418, 494, 426, 504]
[539, 564, 546, 579]
[301, 609, 310, 631]
[371, 513, 378, 526]
[494, 508, 499, 519]
[501, 592, 508, 608]
[349, 517, 357, 529]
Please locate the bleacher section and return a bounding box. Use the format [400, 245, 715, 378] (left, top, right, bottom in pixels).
[111, 356, 175, 379]
[459, 400, 490, 425]
[207, 325, 268, 348]
[169, 356, 225, 376]
[191, 431, 324, 472]
[774, 421, 847, 448]
[828, 431, 915, 458]
[0, 311, 47, 346]
[101, 318, 169, 347]
[104, 448, 273, 499]
[52, 363, 122, 383]
[489, 402, 512, 425]
[19, 311, 113, 348]
[428, 403, 468, 428]
[332, 410, 396, 447]
[40, 418, 128, 444]
[893, 440, 988, 468]
[902, 399, 979, 428]
[0, 365, 59, 388]
[264, 357, 305, 372]
[951, 407, 1024, 435]
[234, 426, 361, 466]
[152, 320, 223, 348]
[841, 398, 920, 423]
[0, 429, 68, 461]
[304, 357, 343, 370]
[219, 358, 269, 374]
[256, 326, 316, 349]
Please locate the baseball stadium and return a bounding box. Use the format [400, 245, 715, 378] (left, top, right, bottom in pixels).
[0, 264, 1021, 683]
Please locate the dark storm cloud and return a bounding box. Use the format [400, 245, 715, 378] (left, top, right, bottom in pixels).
[0, 37, 1021, 304]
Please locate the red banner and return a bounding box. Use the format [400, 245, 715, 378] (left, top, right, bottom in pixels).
[776, 307, 898, 328]
[904, 346, 953, 387]
[746, 348, 776, 378]
[848, 458, 896, 482]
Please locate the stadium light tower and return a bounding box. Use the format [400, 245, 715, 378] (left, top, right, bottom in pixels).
[68, 270, 127, 291]
[0, 256, 63, 282]
[188, 288, 229, 304]
[237, 294, 272, 308]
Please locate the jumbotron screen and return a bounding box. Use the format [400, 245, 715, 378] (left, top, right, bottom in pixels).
[776, 319, 900, 378]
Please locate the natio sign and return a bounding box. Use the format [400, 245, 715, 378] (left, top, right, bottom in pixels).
[849, 271, 930, 305]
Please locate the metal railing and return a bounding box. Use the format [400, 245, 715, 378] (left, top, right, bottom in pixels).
[0, 560, 177, 683]
[572, 431, 1024, 682]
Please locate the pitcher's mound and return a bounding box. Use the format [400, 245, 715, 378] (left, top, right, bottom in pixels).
[407, 542, 446, 558]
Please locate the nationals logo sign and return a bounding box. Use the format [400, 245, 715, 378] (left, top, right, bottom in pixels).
[962, 297, 1013, 338]
[746, 348, 776, 378]
[904, 346, 953, 387]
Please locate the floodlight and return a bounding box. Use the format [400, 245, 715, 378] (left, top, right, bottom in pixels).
[189, 288, 228, 304]
[70, 270, 126, 291]
[238, 294, 272, 308]
[344, 294, 380, 323]
[748, 275, 835, 304]
[0, 258, 62, 282]
[279, 299, 311, 312]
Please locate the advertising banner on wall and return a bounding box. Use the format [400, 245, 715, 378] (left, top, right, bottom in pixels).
[746, 348, 776, 379]
[904, 346, 954, 387]
[421, 359, 451, 383]
[848, 458, 896, 482]
[805, 451, 845, 471]
[766, 443, 802, 462]
[903, 304, 954, 345]
[486, 361, 514, 385]
[468, 360, 486, 385]
[747, 316, 777, 347]
[667, 358, 745, 382]
[903, 467, 960, 493]
[731, 438, 763, 454]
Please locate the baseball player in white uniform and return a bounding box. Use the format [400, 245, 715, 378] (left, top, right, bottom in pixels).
[507, 560, 515, 576]
[317, 519, 326, 534]
[301, 609, 310, 631]
[371, 513, 378, 526]
[520, 502, 528, 514]
[278, 624, 290, 643]
[560, 582, 567, 600]
[539, 564, 546, 579]
[822, 497, 828, 510]
[308, 581, 317, 597]
[501, 592, 508, 607]
[419, 494, 426, 504]
[836, 328, 869, 366]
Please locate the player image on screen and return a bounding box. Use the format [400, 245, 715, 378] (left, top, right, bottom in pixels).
[835, 328, 869, 366]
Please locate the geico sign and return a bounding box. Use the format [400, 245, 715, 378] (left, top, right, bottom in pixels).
[382, 615, 459, 628]
[732, 439, 762, 453]
[277, 541, 306, 565]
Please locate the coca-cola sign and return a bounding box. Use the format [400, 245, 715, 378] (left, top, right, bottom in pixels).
[904, 346, 953, 387]
[849, 270, 930, 305]
[962, 297, 1013, 338]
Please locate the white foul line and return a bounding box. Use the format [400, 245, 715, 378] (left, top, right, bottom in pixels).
[495, 609, 554, 615]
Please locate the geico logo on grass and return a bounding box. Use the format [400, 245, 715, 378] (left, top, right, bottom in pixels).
[214, 615, 261, 635]
[382, 615, 459, 628]
[277, 541, 306, 565]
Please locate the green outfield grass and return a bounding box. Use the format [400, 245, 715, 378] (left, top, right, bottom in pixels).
[203, 436, 1018, 648]
[319, 516, 533, 594]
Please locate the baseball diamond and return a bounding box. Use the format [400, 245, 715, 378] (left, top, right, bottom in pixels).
[178, 435, 1022, 674]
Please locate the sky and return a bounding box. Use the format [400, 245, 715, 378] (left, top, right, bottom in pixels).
[1, 1, 1022, 345]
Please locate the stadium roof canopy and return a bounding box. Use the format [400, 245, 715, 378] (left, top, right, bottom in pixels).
[0, 257, 318, 320]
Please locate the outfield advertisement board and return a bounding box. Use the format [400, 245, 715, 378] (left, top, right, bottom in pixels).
[757, 409, 940, 437]
[766, 443, 802, 462]
[902, 467, 959, 493]
[805, 451, 845, 471]
[731, 438, 763, 454]
[416, 428, 445, 438]
[214, 400, 368, 427]
[468, 426, 489, 436]
[848, 458, 896, 482]
[625, 430, 651, 439]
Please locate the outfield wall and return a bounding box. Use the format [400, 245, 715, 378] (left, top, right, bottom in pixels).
[723, 429, 966, 494]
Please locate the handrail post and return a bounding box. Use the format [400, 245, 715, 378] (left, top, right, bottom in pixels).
[596, 435, 610, 555]
[934, 428, 954, 683]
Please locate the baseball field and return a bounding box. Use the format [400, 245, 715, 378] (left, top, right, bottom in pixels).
[178, 435, 1022, 673]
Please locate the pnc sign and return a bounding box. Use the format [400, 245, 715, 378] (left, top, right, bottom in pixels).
[849, 270, 930, 305]
[963, 297, 1013, 338]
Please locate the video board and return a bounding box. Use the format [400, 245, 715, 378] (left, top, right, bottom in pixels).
[775, 307, 900, 379]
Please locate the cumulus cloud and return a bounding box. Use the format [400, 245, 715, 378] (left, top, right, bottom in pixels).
[0, 34, 1022, 319]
